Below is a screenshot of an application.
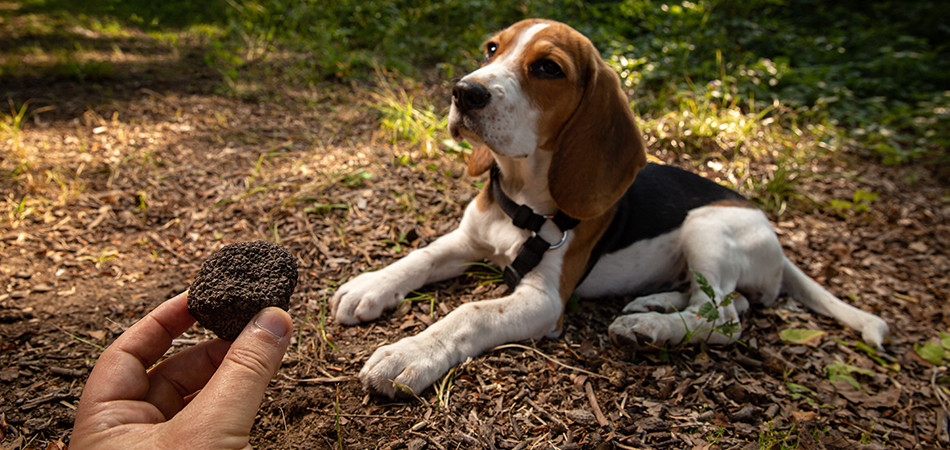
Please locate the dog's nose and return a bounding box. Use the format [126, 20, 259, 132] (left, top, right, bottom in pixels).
[452, 80, 491, 112]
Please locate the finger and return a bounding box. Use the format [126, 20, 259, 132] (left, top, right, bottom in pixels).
[144, 338, 232, 419]
[175, 307, 292, 437]
[79, 292, 195, 405]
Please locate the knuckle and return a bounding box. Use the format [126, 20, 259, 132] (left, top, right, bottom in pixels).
[225, 345, 274, 380]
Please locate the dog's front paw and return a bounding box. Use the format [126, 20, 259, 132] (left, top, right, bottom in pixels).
[330, 271, 406, 325]
[360, 337, 454, 398]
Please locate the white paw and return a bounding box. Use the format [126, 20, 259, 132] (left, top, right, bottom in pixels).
[608, 310, 741, 349]
[360, 336, 453, 398]
[621, 292, 689, 314]
[330, 270, 406, 325]
[608, 312, 670, 348]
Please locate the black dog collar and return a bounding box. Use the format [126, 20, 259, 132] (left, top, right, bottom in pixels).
[490, 165, 580, 288]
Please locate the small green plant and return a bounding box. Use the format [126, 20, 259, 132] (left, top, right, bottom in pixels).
[752, 157, 808, 216]
[825, 360, 875, 389]
[392, 379, 428, 405]
[433, 366, 456, 410]
[834, 338, 900, 372]
[371, 77, 447, 157]
[403, 290, 438, 317]
[136, 191, 148, 212]
[566, 294, 582, 313]
[2, 99, 53, 140]
[8, 196, 34, 224]
[303, 201, 349, 216]
[246, 153, 268, 191]
[1, 99, 32, 142]
[685, 270, 742, 345]
[914, 332, 950, 365]
[342, 170, 372, 187]
[270, 222, 280, 243]
[758, 419, 800, 450]
[464, 262, 504, 287]
[79, 249, 119, 268]
[828, 189, 879, 218]
[786, 380, 818, 407]
[2, 100, 54, 171]
[706, 425, 727, 447]
[382, 231, 409, 253]
[314, 296, 343, 357]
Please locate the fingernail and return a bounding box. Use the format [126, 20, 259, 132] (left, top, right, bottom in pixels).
[254, 308, 291, 338]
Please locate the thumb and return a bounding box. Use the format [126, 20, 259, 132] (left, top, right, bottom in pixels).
[176, 307, 292, 439]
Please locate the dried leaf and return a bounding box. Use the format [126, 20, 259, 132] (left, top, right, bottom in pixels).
[792, 410, 817, 422]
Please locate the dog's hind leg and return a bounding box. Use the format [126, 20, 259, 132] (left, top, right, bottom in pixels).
[621, 291, 690, 314]
[609, 206, 779, 348]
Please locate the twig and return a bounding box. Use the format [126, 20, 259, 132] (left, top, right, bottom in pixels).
[492, 343, 607, 380]
[295, 376, 353, 384]
[23, 393, 72, 411]
[932, 367, 950, 414]
[148, 232, 188, 262]
[49, 367, 85, 378]
[409, 431, 447, 450]
[525, 397, 568, 432]
[584, 381, 609, 427]
[931, 367, 950, 443]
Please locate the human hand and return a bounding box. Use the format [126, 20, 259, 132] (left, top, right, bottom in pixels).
[70, 291, 292, 449]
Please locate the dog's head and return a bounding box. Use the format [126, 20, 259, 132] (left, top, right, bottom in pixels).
[449, 19, 647, 219]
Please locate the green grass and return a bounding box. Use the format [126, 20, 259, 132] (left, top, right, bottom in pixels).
[1, 100, 54, 173]
[371, 76, 448, 158]
[3, 0, 946, 212]
[192, 1, 948, 178]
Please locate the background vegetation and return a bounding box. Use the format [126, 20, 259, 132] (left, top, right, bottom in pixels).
[5, 0, 948, 170]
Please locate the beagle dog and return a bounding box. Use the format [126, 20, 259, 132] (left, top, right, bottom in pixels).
[331, 19, 889, 397]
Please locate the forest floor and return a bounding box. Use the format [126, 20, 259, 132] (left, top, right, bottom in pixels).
[1, 10, 949, 450]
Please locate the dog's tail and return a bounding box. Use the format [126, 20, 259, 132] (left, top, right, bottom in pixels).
[781, 256, 888, 349]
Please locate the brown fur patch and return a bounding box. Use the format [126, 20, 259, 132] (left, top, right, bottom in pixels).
[474, 182, 494, 212]
[466, 145, 494, 176]
[543, 26, 647, 220]
[554, 208, 617, 330]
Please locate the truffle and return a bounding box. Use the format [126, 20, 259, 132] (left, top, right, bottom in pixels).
[188, 240, 298, 340]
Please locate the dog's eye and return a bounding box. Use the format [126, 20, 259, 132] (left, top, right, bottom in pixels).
[485, 42, 498, 61]
[531, 59, 564, 79]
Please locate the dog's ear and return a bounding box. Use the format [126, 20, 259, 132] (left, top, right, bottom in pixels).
[548, 53, 647, 219]
[467, 145, 494, 176]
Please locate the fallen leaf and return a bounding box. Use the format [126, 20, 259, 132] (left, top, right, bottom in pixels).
[941, 332, 950, 350]
[915, 341, 945, 365]
[792, 410, 817, 422]
[87, 330, 107, 341]
[863, 388, 901, 408]
[779, 328, 827, 345]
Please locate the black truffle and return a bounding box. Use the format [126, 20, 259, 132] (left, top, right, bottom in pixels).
[188, 240, 298, 340]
